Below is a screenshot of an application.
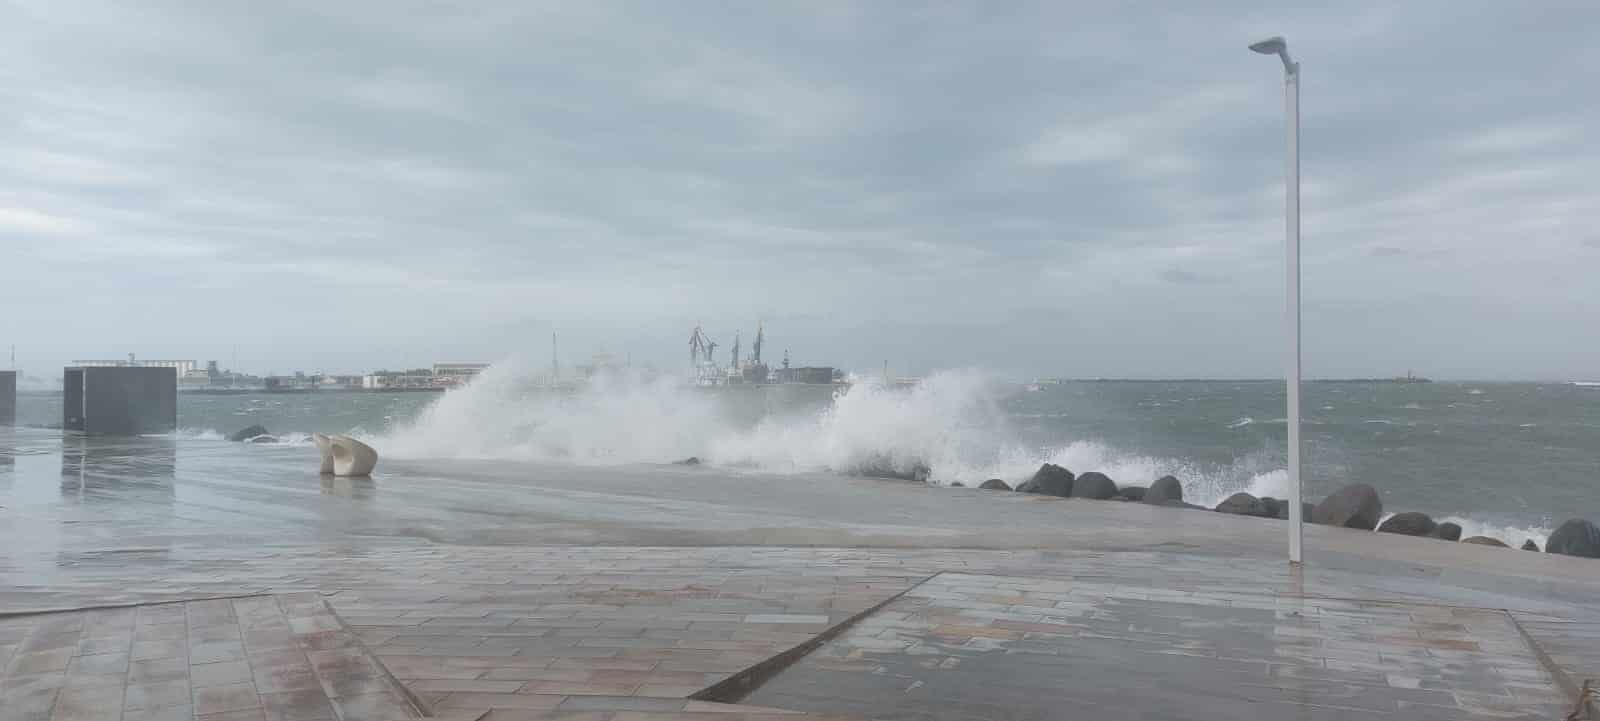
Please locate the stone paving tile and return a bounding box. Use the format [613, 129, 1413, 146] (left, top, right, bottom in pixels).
[313, 561, 921, 718]
[5, 545, 1600, 719]
[747, 572, 1574, 721]
[0, 596, 420, 721]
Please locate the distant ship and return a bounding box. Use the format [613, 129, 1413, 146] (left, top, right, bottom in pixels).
[1573, 381, 1600, 389]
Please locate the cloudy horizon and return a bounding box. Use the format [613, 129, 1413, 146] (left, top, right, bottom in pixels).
[3, 1, 1597, 382]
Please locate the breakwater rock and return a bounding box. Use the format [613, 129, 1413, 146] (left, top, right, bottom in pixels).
[228, 424, 271, 442]
[1071, 472, 1118, 500]
[1215, 493, 1276, 518]
[1017, 464, 1074, 497]
[1312, 484, 1383, 530]
[1144, 476, 1184, 505]
[1546, 519, 1600, 558]
[1377, 512, 1437, 537]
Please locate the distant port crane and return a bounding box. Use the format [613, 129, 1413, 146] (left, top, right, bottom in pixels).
[689, 325, 719, 366]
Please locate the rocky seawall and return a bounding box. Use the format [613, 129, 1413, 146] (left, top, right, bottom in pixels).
[974, 463, 1600, 559]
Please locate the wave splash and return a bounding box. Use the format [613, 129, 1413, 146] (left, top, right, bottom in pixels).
[379, 359, 726, 463]
[373, 360, 1294, 506]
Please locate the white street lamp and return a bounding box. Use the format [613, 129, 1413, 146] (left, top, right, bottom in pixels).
[1250, 35, 1303, 565]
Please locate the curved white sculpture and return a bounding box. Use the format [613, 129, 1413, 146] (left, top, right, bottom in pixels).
[313, 433, 378, 477]
[312, 433, 336, 474]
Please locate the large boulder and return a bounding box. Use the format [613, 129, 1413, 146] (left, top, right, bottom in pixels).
[1431, 522, 1463, 541]
[1258, 497, 1282, 518]
[228, 424, 271, 442]
[1119, 486, 1147, 502]
[1377, 512, 1437, 537]
[1311, 484, 1383, 530]
[1462, 536, 1509, 548]
[1215, 493, 1275, 518]
[1143, 475, 1184, 505]
[1016, 464, 1074, 497]
[978, 478, 1012, 491]
[1522, 540, 1540, 552]
[1276, 501, 1315, 521]
[1545, 519, 1600, 559]
[1071, 472, 1118, 500]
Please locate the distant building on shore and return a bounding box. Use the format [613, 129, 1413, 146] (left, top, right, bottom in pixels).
[72, 357, 196, 377]
[362, 369, 437, 390]
[432, 362, 491, 387]
[773, 366, 840, 385]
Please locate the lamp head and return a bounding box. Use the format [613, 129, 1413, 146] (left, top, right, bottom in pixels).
[1249, 37, 1286, 55]
[1248, 36, 1296, 73]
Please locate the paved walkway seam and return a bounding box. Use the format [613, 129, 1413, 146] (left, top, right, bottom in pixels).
[0, 591, 281, 620]
[318, 594, 435, 718]
[1505, 610, 1598, 719]
[690, 573, 937, 704]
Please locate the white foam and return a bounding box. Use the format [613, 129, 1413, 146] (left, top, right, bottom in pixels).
[1437, 515, 1552, 549]
[175, 428, 225, 441]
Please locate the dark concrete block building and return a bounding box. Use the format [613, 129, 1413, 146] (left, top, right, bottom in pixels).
[0, 370, 14, 426]
[62, 366, 177, 435]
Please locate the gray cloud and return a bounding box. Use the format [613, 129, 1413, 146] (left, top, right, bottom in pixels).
[2, 0, 1598, 380]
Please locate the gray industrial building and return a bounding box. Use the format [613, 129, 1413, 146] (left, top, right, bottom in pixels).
[63, 366, 177, 435]
[0, 370, 14, 426]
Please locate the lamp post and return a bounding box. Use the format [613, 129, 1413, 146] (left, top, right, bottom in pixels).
[1250, 35, 1302, 565]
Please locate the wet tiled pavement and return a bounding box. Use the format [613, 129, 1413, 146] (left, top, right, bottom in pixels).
[4, 433, 1600, 719]
[0, 595, 418, 721]
[748, 573, 1576, 720]
[5, 547, 1595, 720]
[334, 559, 915, 715]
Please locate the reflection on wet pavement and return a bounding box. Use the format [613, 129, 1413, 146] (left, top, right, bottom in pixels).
[320, 476, 377, 500]
[59, 436, 177, 505]
[0, 594, 420, 720]
[748, 573, 1571, 721]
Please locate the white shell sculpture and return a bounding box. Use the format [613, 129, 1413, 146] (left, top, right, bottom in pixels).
[313, 433, 378, 477]
[312, 433, 336, 474]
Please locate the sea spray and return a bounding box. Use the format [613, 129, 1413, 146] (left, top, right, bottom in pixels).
[376, 361, 1294, 506]
[708, 370, 1011, 478]
[381, 359, 727, 462]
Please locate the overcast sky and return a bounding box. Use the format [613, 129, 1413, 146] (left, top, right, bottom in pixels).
[2, 1, 1597, 381]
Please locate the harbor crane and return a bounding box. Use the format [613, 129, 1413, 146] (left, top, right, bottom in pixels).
[689, 325, 718, 367]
